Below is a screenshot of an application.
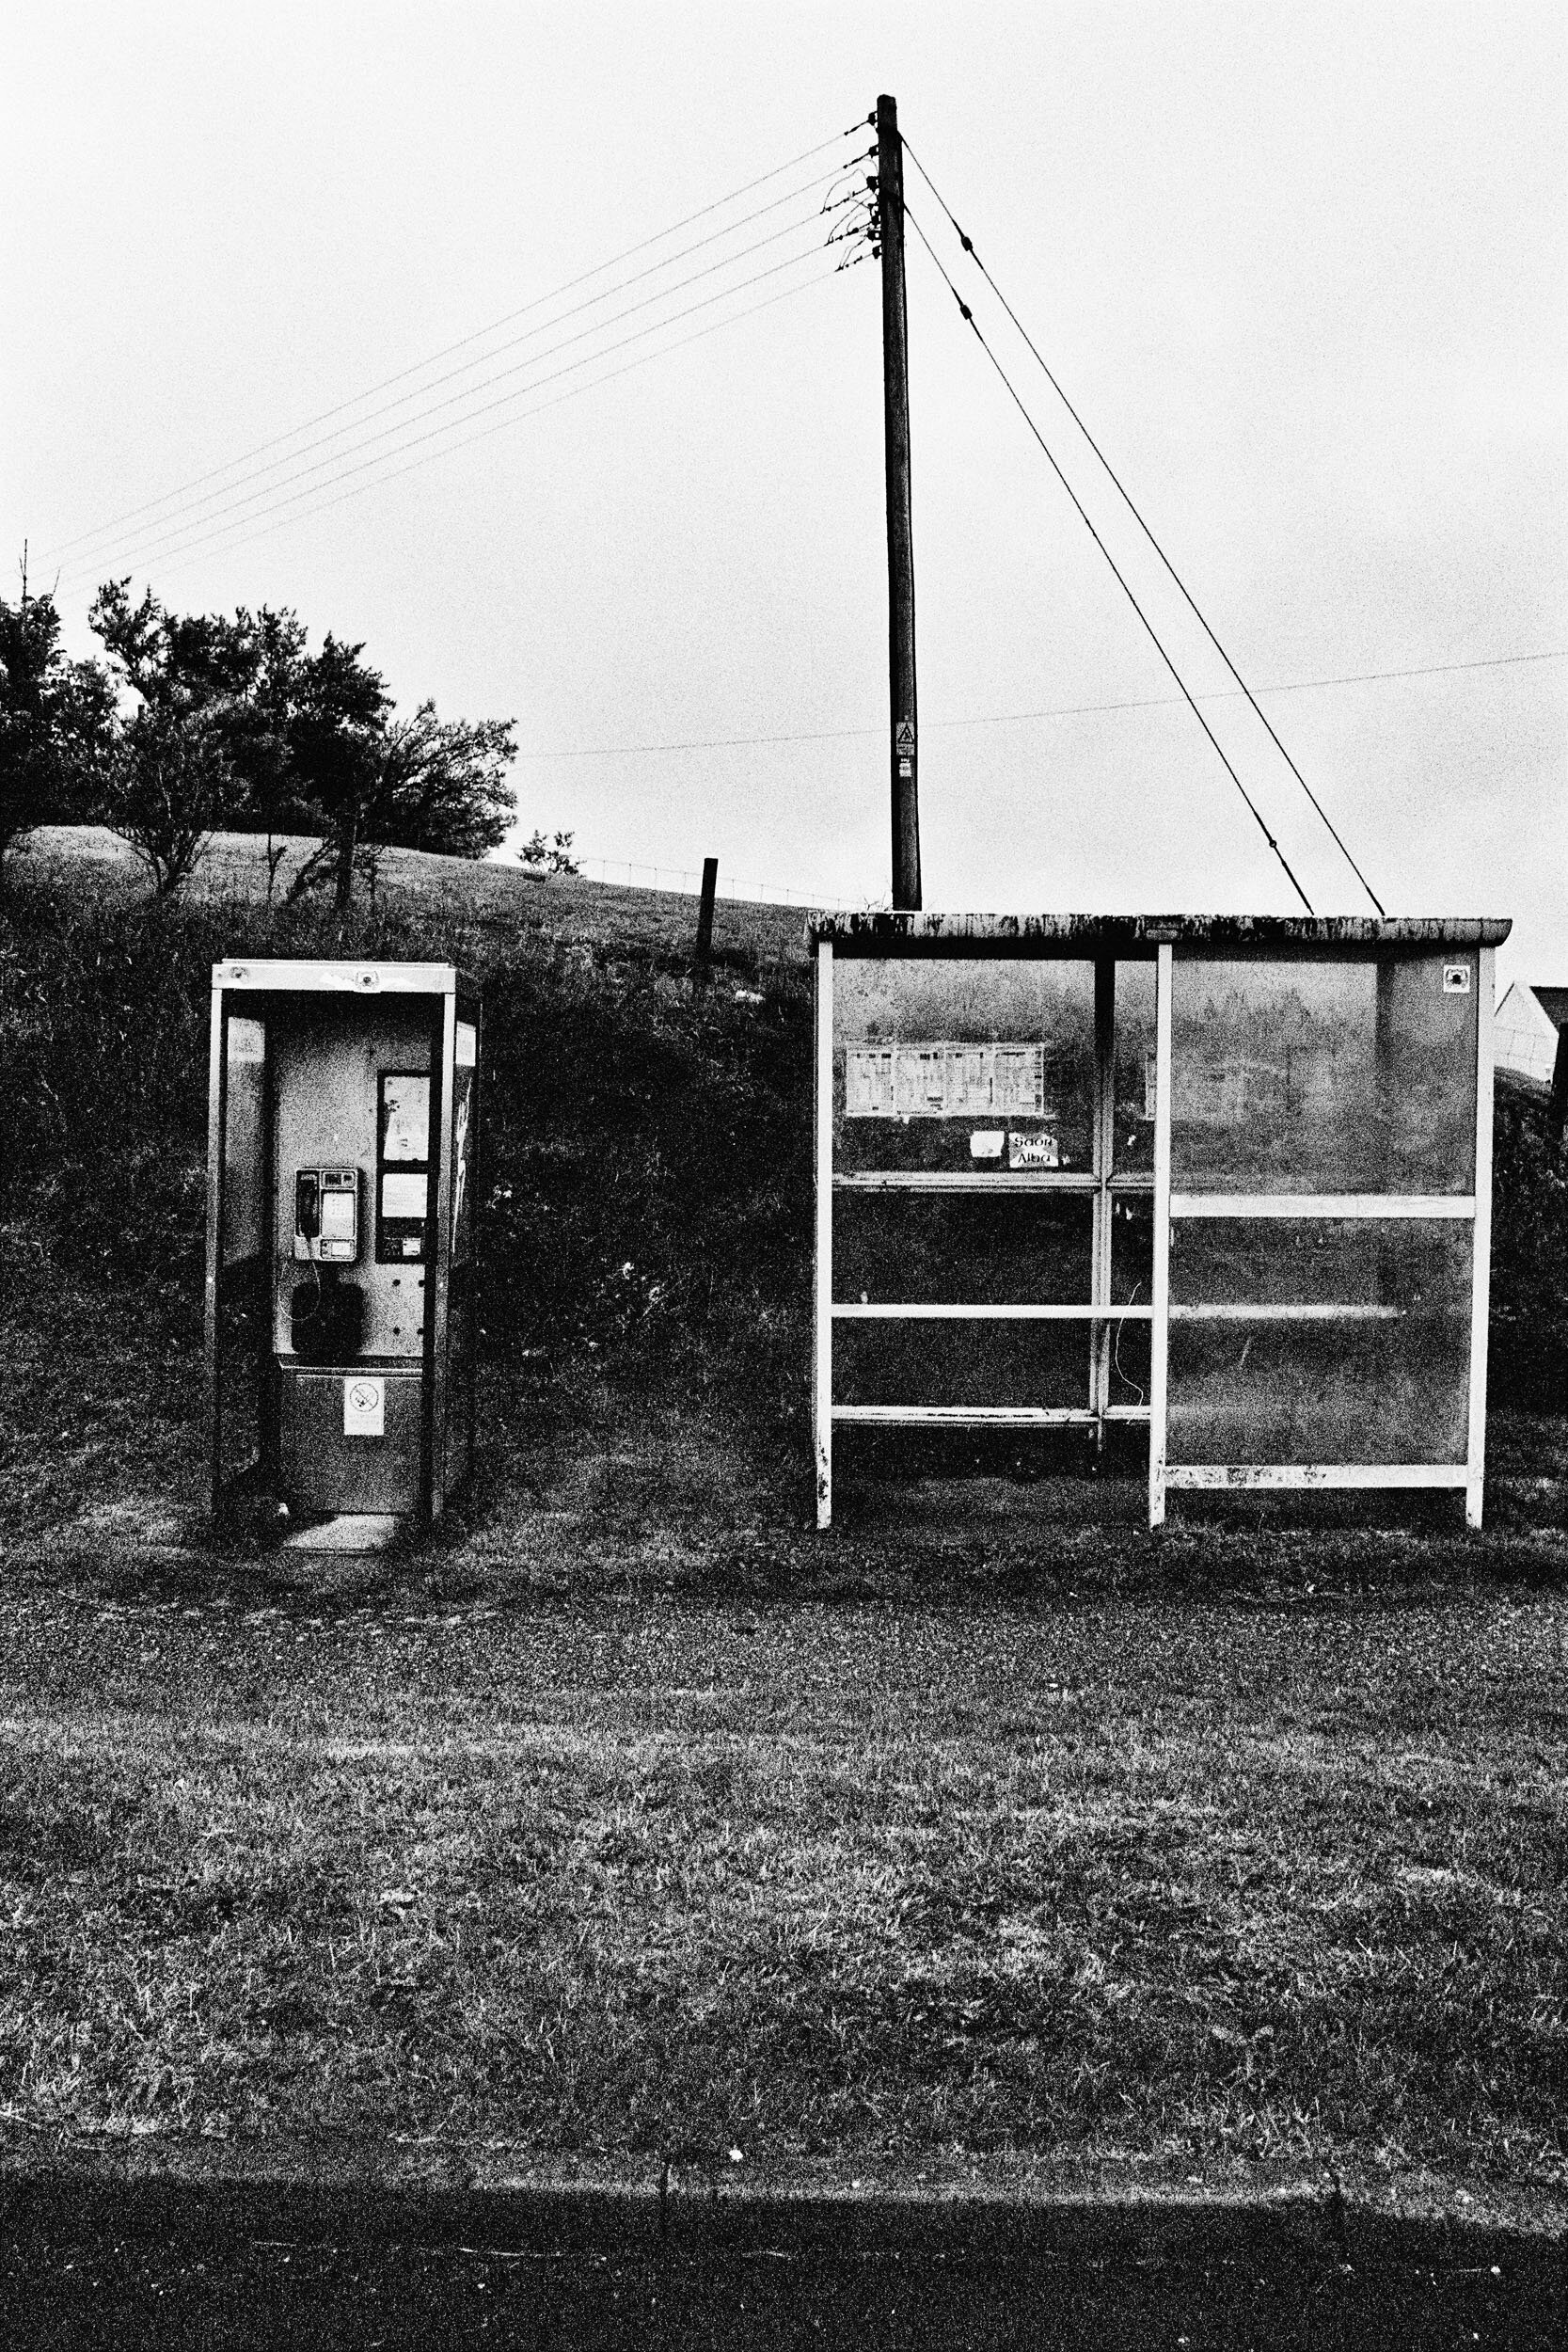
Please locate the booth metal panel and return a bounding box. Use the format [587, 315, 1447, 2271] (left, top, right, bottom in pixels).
[810, 915, 1507, 1532]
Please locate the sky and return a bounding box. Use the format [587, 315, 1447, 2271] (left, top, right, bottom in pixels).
[5, 3, 1564, 984]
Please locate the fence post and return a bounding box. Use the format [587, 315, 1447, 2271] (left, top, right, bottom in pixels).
[694, 857, 718, 977]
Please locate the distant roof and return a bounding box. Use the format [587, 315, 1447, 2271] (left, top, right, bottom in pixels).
[806, 912, 1512, 952]
[1532, 985, 1568, 1032]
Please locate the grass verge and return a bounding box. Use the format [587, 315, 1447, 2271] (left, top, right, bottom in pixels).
[0, 1550, 1563, 2197]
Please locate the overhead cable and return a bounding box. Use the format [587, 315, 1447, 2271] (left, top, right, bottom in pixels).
[906, 201, 1315, 914]
[52, 161, 869, 574]
[508, 646, 1568, 759]
[62, 231, 835, 592]
[902, 135, 1384, 917]
[125, 262, 845, 593]
[43, 121, 864, 566]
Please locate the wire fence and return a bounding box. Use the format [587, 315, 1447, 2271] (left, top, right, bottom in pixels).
[568, 854, 824, 908]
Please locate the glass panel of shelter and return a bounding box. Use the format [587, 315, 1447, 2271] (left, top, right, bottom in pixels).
[831, 953, 1156, 1436]
[1164, 950, 1479, 1473]
[1169, 954, 1478, 1196]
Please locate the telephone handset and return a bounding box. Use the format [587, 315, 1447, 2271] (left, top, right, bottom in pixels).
[293, 1168, 359, 1262]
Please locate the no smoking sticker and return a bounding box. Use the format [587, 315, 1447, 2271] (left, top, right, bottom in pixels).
[344, 1376, 385, 1438]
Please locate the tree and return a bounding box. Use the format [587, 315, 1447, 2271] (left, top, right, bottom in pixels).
[88, 579, 272, 890]
[88, 580, 532, 912]
[283, 633, 392, 912]
[220, 606, 310, 898]
[0, 584, 116, 876]
[372, 703, 517, 859]
[88, 579, 266, 723]
[518, 828, 580, 874]
[101, 706, 235, 894]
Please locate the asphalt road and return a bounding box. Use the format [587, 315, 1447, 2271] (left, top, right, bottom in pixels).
[0, 2176, 1562, 2349]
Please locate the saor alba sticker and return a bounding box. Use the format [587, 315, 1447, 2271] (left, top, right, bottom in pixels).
[1008, 1132, 1060, 1169]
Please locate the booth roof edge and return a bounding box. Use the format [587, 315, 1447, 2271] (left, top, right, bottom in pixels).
[211, 958, 476, 995]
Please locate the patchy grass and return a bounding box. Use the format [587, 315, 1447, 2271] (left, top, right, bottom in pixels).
[0, 1570, 1563, 2190]
[0, 1225, 208, 1547]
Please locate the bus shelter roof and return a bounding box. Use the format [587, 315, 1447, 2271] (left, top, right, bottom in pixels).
[805, 912, 1511, 955]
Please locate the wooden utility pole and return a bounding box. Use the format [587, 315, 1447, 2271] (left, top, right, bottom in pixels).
[877, 92, 921, 910]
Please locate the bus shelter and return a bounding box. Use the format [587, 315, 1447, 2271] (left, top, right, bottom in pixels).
[810, 914, 1507, 1531]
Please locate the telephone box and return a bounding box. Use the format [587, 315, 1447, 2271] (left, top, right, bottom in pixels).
[204, 959, 481, 1526]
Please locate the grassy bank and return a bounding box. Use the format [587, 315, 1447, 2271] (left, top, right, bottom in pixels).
[0, 1561, 1563, 2192]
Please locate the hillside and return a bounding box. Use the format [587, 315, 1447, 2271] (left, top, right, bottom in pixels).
[16, 824, 812, 966]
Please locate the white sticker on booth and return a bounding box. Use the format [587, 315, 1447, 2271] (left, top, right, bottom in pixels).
[228, 1017, 265, 1063]
[344, 1376, 385, 1437]
[969, 1130, 1005, 1160]
[382, 1171, 428, 1218]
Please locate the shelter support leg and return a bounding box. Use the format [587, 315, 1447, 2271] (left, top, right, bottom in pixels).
[1148, 944, 1173, 1531]
[1465, 945, 1495, 1532]
[815, 942, 834, 1530]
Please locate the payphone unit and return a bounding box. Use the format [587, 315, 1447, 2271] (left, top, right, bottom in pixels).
[204, 959, 481, 1525]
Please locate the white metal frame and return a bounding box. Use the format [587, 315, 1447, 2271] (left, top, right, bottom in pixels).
[813, 932, 1497, 1535]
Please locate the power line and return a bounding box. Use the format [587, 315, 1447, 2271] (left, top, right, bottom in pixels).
[507, 646, 1568, 759]
[902, 134, 1385, 918]
[62, 215, 836, 590]
[127, 262, 846, 593]
[905, 199, 1315, 915]
[51, 162, 867, 574]
[62, 237, 837, 593]
[42, 124, 863, 564]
